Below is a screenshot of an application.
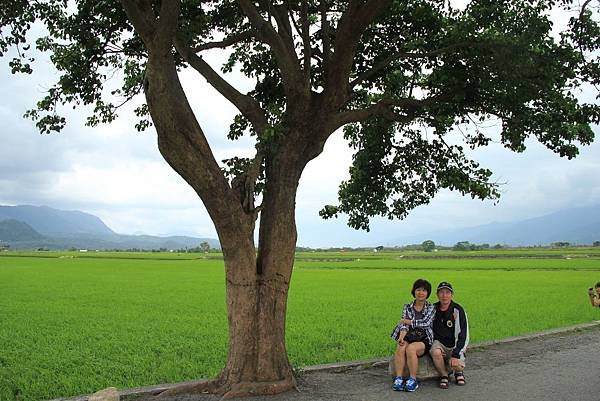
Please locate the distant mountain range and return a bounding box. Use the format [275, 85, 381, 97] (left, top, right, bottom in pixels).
[396, 204, 600, 246]
[2, 204, 599, 250]
[0, 205, 220, 250]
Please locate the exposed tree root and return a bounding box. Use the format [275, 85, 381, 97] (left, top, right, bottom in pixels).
[154, 376, 296, 400]
[220, 379, 297, 400]
[155, 378, 222, 398]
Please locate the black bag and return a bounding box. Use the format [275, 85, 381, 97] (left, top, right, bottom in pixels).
[404, 327, 427, 343]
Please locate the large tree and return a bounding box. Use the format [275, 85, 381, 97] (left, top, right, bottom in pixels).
[1, 0, 598, 398]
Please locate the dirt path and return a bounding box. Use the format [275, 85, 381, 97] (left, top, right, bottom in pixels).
[136, 325, 600, 401]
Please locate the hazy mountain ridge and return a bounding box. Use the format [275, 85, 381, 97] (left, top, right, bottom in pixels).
[397, 205, 600, 246]
[0, 205, 220, 250]
[0, 219, 45, 242]
[0, 205, 114, 236]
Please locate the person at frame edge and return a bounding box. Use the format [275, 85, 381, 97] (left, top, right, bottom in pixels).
[390, 278, 435, 392]
[589, 282, 600, 307]
[430, 281, 470, 389]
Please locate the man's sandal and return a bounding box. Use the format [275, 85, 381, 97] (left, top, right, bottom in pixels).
[439, 376, 449, 389]
[455, 372, 466, 386]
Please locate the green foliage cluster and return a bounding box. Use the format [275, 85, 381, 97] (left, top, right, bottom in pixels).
[1, 252, 599, 401]
[453, 240, 491, 251]
[315, 0, 600, 230]
[421, 239, 435, 252]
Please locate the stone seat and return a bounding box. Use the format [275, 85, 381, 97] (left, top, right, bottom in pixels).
[388, 354, 449, 380]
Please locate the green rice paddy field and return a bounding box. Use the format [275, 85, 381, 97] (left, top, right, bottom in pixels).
[1, 251, 599, 401]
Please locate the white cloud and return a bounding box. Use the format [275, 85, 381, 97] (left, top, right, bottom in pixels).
[94, 206, 216, 238]
[298, 131, 353, 208]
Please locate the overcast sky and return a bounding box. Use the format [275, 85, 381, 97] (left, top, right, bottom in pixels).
[1, 12, 599, 248]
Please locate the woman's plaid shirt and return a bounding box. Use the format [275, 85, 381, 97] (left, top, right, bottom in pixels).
[390, 301, 435, 346]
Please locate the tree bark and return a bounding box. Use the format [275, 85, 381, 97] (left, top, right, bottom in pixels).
[217, 151, 302, 397]
[219, 248, 297, 397]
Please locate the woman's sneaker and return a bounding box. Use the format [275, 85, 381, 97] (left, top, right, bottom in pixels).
[404, 377, 419, 392]
[392, 376, 405, 391]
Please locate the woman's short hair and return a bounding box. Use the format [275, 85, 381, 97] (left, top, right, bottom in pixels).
[411, 278, 432, 298]
[595, 281, 600, 289]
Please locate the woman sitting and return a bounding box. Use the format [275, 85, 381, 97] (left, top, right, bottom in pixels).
[390, 278, 435, 392]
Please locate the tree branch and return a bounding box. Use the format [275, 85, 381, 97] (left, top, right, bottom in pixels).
[258, 0, 296, 55]
[231, 151, 265, 214]
[330, 104, 405, 130]
[300, 0, 311, 85]
[119, 0, 180, 52]
[320, 0, 331, 76]
[119, 0, 156, 43]
[329, 95, 449, 131]
[579, 0, 593, 20]
[285, 0, 303, 36]
[326, 0, 392, 104]
[174, 39, 268, 133]
[236, 0, 303, 93]
[270, 2, 295, 47]
[193, 30, 253, 52]
[351, 43, 475, 88]
[155, 0, 181, 50]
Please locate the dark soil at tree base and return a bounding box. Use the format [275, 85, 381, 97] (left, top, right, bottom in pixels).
[135, 325, 600, 401]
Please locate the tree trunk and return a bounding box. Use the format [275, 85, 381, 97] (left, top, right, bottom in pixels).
[217, 154, 301, 398]
[219, 256, 296, 397]
[142, 49, 306, 399]
[157, 225, 297, 398]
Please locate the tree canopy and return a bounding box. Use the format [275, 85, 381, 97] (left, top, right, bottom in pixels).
[422, 239, 435, 251]
[2, 1, 598, 232]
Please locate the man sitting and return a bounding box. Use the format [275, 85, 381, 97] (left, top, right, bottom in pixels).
[430, 282, 469, 388]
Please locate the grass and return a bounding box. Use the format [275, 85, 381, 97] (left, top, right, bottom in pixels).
[0, 252, 599, 401]
[4, 247, 600, 261]
[295, 248, 600, 259]
[0, 257, 228, 401]
[0, 251, 219, 260]
[294, 257, 600, 270]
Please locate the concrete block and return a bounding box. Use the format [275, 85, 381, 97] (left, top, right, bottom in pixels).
[88, 388, 119, 401]
[388, 355, 448, 380]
